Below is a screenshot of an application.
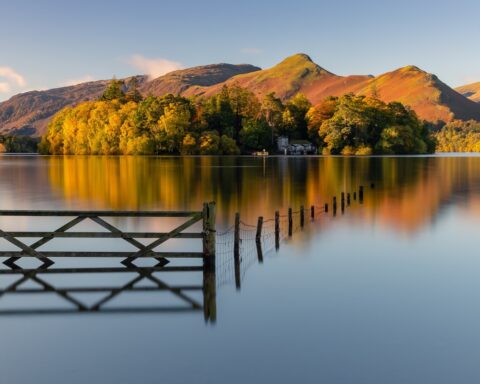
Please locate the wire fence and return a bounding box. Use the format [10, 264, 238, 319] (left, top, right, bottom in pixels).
[215, 204, 328, 288]
[214, 184, 370, 289]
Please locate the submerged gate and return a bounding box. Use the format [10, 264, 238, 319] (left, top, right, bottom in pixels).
[0, 202, 217, 322]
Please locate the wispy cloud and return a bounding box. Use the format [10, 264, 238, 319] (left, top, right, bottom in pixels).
[0, 66, 26, 93]
[241, 47, 263, 55]
[0, 82, 11, 93]
[62, 74, 95, 86]
[128, 54, 184, 79]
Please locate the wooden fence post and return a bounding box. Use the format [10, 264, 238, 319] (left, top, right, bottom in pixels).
[203, 263, 217, 323]
[353, 191, 357, 201]
[233, 212, 241, 290]
[256, 216, 263, 242]
[203, 202, 216, 265]
[311, 205, 315, 220]
[288, 208, 293, 237]
[275, 211, 280, 250]
[234, 212, 240, 259]
[347, 193, 351, 205]
[300, 205, 305, 228]
[333, 197, 337, 215]
[359, 186, 364, 203]
[324, 203, 329, 213]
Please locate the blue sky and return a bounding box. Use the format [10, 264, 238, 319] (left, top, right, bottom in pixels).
[1, 0, 479, 101]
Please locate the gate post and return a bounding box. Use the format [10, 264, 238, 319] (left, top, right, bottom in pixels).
[203, 202, 216, 265]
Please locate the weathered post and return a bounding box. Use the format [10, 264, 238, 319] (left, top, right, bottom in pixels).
[288, 208, 293, 237]
[234, 250, 241, 290]
[333, 197, 337, 215]
[256, 240, 264, 263]
[359, 186, 364, 203]
[300, 205, 305, 228]
[203, 263, 217, 324]
[347, 193, 351, 205]
[234, 212, 240, 260]
[202, 202, 216, 266]
[202, 202, 217, 323]
[341, 192, 345, 212]
[324, 203, 329, 213]
[255, 216, 263, 243]
[311, 205, 315, 220]
[353, 191, 357, 201]
[275, 211, 280, 250]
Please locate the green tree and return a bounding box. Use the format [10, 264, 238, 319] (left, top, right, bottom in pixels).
[261, 92, 285, 145]
[100, 78, 125, 102]
[240, 118, 271, 151]
[199, 131, 220, 155]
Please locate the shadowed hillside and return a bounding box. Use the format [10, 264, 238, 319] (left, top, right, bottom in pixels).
[456, 82, 480, 103]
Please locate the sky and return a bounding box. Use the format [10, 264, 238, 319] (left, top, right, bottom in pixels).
[1, 0, 480, 101]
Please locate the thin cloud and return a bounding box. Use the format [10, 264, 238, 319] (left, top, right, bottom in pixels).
[0, 82, 10, 92]
[62, 74, 95, 86]
[241, 47, 263, 55]
[0, 66, 26, 93]
[129, 54, 183, 79]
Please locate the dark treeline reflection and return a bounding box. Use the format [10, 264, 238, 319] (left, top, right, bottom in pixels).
[44, 155, 480, 231]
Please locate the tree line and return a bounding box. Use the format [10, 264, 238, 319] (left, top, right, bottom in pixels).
[434, 120, 480, 152]
[38, 78, 437, 155]
[0, 136, 39, 153]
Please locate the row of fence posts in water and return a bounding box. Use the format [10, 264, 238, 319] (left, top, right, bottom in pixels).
[229, 183, 372, 272]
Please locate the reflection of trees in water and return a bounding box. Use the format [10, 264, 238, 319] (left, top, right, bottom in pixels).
[46, 156, 480, 232]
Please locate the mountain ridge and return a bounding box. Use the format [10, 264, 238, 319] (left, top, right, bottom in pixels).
[2, 54, 480, 136]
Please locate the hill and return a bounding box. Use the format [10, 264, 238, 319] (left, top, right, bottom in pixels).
[2, 54, 480, 135]
[190, 55, 480, 123]
[0, 64, 259, 136]
[456, 82, 480, 103]
[140, 63, 260, 96]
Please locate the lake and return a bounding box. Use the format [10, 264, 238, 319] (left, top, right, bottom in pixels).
[1, 154, 480, 384]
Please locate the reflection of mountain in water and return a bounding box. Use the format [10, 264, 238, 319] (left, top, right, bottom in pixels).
[45, 156, 480, 232]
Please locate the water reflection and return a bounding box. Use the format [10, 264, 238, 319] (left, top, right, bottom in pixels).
[41, 155, 480, 232]
[0, 262, 216, 322]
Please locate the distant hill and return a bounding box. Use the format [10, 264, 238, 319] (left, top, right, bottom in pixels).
[456, 82, 480, 103]
[191, 54, 480, 123]
[2, 54, 480, 136]
[140, 63, 260, 96]
[0, 64, 259, 136]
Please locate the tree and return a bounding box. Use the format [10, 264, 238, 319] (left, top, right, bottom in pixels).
[155, 103, 192, 153]
[306, 96, 337, 144]
[199, 131, 220, 155]
[283, 93, 311, 139]
[240, 118, 271, 151]
[220, 135, 240, 155]
[261, 92, 285, 145]
[181, 133, 198, 155]
[125, 77, 143, 103]
[100, 78, 125, 102]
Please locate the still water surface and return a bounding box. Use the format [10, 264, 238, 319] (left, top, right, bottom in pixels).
[0, 155, 480, 383]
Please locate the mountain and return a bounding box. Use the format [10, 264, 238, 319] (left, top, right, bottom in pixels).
[0, 64, 260, 136]
[2, 54, 480, 135]
[140, 63, 260, 96]
[0, 79, 117, 136]
[189, 54, 480, 123]
[185, 54, 336, 99]
[456, 82, 480, 103]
